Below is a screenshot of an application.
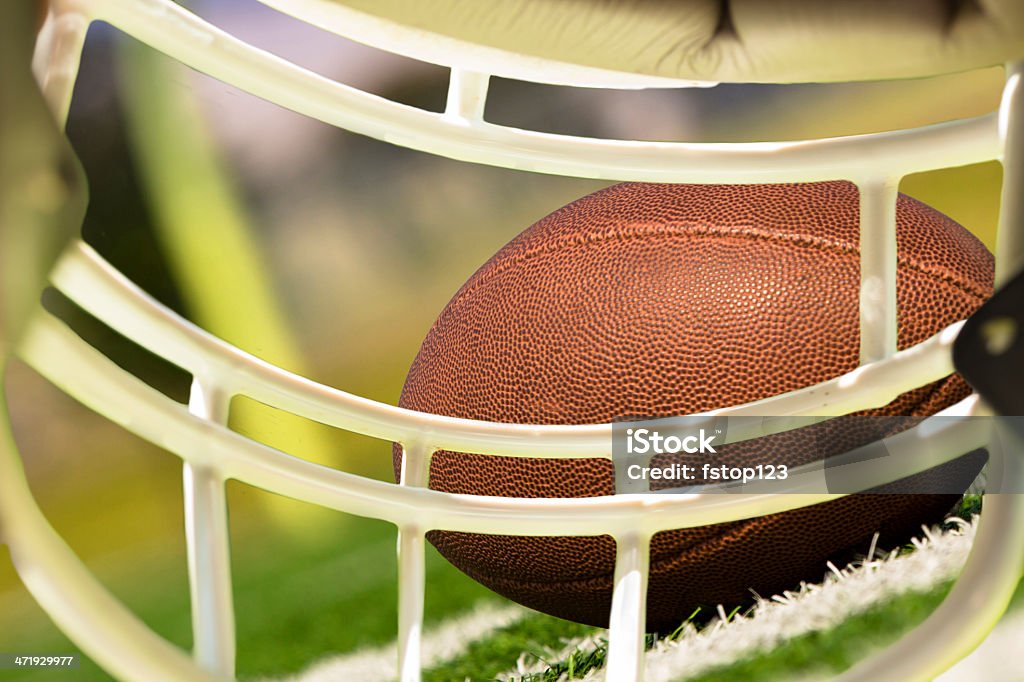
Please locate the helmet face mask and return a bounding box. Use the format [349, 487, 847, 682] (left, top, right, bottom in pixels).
[3, 2, 1024, 681]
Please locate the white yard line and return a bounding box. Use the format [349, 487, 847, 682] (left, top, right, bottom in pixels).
[634, 518, 976, 682]
[498, 518, 978, 681]
[270, 602, 530, 682]
[275, 517, 999, 682]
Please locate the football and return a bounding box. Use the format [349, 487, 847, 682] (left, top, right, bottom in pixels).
[395, 181, 993, 632]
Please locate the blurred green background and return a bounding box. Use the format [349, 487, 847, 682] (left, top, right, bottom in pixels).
[0, 0, 1008, 679]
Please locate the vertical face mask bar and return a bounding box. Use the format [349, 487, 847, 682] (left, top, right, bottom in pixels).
[605, 532, 652, 681]
[12, 3, 1024, 682]
[856, 178, 900, 364]
[444, 69, 489, 124]
[997, 64, 1024, 286]
[838, 61, 1024, 682]
[185, 378, 237, 678]
[396, 442, 431, 682]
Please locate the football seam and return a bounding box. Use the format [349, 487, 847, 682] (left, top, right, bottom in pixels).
[438, 221, 990, 325]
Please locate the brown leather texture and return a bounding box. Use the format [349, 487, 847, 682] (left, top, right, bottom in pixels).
[395, 181, 993, 631]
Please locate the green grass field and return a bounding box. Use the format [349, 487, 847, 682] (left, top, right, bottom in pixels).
[2, 494, 1019, 681]
[0, 513, 497, 681]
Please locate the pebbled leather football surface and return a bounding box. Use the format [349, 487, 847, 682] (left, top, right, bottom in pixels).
[395, 181, 992, 631]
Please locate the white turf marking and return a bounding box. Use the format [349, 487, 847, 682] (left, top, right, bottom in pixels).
[500, 517, 979, 681]
[272, 518, 996, 682]
[269, 603, 529, 682]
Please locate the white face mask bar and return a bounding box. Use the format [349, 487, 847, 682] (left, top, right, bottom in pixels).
[4, 1, 1024, 681]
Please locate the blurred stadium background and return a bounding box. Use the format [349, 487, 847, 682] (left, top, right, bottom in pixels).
[0, 0, 1008, 679]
